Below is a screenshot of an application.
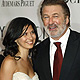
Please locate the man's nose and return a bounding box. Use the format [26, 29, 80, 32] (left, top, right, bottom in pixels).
[49, 17, 53, 24]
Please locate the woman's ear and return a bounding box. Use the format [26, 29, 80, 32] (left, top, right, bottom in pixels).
[15, 40, 18, 45]
[15, 40, 17, 43]
[15, 40, 19, 46]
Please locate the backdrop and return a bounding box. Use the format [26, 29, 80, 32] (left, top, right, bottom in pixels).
[0, 0, 80, 52]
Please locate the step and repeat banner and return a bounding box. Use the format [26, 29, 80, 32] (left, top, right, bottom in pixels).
[0, 0, 80, 52]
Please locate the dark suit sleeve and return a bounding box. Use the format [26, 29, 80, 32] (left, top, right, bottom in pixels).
[0, 55, 4, 67]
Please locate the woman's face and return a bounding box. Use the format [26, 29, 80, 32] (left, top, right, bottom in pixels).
[15, 25, 36, 50]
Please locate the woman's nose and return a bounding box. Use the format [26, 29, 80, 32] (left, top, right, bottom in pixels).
[27, 33, 33, 40]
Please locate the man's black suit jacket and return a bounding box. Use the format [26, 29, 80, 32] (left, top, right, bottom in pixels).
[0, 55, 4, 67]
[33, 29, 80, 80]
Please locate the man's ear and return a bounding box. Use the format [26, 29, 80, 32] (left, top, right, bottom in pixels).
[66, 16, 69, 25]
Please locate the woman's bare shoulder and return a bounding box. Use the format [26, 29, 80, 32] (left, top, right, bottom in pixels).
[0, 55, 17, 72]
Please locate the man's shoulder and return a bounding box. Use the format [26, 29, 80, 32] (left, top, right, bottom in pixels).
[71, 29, 80, 35]
[69, 29, 80, 43]
[0, 55, 4, 60]
[0, 55, 5, 67]
[37, 37, 50, 47]
[70, 29, 80, 38]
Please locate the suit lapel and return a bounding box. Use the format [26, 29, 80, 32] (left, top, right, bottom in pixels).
[60, 30, 79, 80]
[41, 38, 53, 80]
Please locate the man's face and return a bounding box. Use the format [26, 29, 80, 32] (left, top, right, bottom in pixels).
[42, 5, 69, 40]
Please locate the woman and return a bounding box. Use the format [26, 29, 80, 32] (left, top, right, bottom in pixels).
[0, 17, 39, 80]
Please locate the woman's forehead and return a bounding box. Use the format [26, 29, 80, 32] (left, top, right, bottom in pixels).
[23, 25, 33, 32]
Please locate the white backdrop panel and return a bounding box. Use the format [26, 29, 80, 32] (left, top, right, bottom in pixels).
[0, 0, 80, 52]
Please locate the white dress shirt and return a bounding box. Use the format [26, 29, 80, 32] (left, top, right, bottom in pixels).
[50, 28, 70, 77]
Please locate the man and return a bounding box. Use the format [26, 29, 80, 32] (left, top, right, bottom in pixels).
[33, 0, 80, 80]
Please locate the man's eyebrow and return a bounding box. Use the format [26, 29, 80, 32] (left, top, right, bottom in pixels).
[42, 14, 49, 16]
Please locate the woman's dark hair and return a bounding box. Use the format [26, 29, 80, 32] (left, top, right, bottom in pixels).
[2, 17, 38, 58]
